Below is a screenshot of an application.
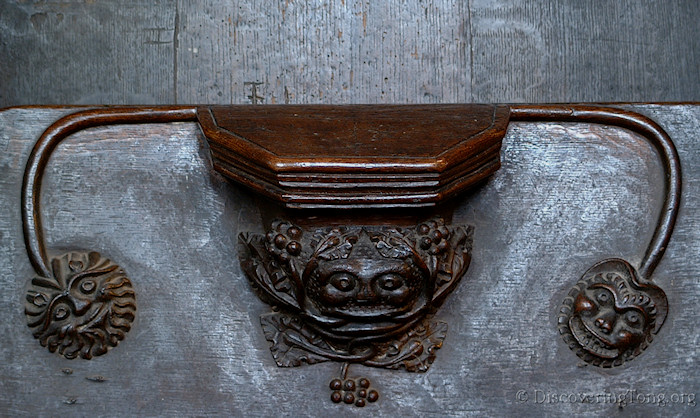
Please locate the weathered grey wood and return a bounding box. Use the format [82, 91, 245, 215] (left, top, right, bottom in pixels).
[0, 1, 176, 105]
[1, 0, 699, 415]
[174, 0, 472, 104]
[0, 105, 697, 416]
[1, 1, 698, 106]
[173, 0, 700, 104]
[469, 0, 700, 102]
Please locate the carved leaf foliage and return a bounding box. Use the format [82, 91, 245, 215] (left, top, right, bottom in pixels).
[238, 233, 300, 310]
[313, 229, 357, 261]
[432, 225, 473, 304]
[24, 251, 136, 360]
[258, 313, 448, 372]
[371, 230, 414, 259]
[240, 218, 474, 373]
[259, 312, 330, 367]
[367, 320, 448, 372]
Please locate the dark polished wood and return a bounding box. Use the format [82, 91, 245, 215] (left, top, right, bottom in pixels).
[198, 104, 509, 208]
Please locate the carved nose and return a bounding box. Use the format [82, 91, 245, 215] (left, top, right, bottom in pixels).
[595, 315, 615, 334]
[355, 284, 376, 302]
[68, 294, 91, 315]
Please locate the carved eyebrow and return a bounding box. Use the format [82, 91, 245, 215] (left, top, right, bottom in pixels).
[589, 283, 615, 298]
[317, 258, 413, 277]
[589, 283, 649, 318]
[372, 264, 412, 275]
[317, 270, 357, 282]
[616, 302, 652, 318]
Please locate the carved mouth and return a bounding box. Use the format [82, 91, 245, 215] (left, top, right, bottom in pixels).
[304, 306, 426, 339]
[311, 295, 427, 320]
[329, 304, 407, 317]
[569, 316, 620, 359]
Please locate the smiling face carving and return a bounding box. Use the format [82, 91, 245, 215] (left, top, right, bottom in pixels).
[570, 283, 649, 359]
[559, 259, 667, 367]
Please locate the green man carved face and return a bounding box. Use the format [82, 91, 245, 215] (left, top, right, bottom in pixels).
[240, 218, 472, 341]
[302, 231, 431, 338]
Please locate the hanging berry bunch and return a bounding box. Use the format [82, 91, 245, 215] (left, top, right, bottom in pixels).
[329, 377, 379, 407]
[415, 218, 455, 286]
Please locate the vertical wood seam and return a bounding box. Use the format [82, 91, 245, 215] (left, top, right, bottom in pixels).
[467, 0, 474, 102]
[173, 1, 180, 104]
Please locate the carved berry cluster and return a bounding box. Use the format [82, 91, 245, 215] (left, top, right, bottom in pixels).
[416, 219, 451, 255]
[265, 221, 303, 262]
[329, 377, 378, 407]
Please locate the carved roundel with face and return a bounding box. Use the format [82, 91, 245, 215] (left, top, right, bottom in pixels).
[25, 251, 136, 359]
[558, 259, 667, 367]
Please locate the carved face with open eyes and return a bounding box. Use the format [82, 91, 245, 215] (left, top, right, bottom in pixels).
[239, 218, 473, 343]
[25, 251, 136, 359]
[559, 259, 667, 367]
[302, 231, 431, 338]
[306, 251, 426, 317]
[570, 283, 649, 358]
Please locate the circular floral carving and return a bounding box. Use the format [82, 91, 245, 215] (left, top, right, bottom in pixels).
[25, 251, 136, 359]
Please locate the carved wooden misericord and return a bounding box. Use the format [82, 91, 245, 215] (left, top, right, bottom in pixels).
[17, 104, 681, 406]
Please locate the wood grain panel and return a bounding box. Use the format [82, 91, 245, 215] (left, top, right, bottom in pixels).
[1, 1, 698, 106]
[469, 0, 700, 102]
[174, 0, 471, 104]
[0, 1, 176, 105]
